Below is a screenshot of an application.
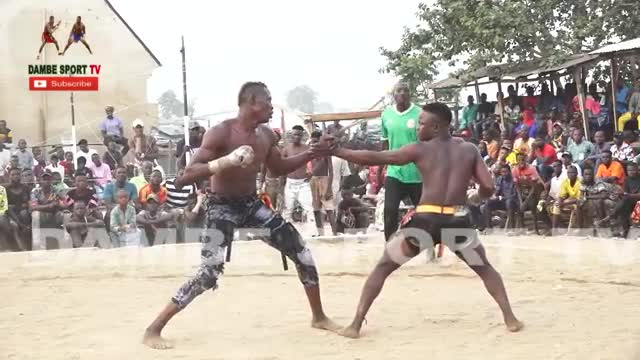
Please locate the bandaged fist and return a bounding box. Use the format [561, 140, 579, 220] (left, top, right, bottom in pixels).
[229, 145, 255, 167]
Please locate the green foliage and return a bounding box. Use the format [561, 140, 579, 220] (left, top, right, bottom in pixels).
[381, 0, 640, 95]
[158, 90, 195, 119]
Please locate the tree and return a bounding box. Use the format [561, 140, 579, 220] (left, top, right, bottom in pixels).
[380, 0, 640, 95]
[286, 85, 317, 113]
[158, 90, 196, 119]
[314, 101, 334, 113]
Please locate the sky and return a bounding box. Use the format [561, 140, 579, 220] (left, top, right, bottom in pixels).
[109, 0, 425, 115]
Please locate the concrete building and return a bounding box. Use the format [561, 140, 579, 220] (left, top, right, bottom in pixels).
[0, 0, 160, 150]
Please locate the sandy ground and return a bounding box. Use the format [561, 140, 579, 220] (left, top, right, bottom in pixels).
[2, 233, 640, 360]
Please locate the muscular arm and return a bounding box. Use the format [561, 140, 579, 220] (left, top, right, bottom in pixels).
[176, 128, 223, 188]
[265, 134, 313, 177]
[333, 143, 419, 166]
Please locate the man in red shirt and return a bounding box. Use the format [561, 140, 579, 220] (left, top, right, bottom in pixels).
[530, 137, 558, 180]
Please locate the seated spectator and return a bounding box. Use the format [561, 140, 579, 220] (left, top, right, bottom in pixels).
[33, 155, 46, 179]
[512, 153, 543, 232]
[51, 172, 69, 197]
[102, 166, 139, 212]
[75, 139, 98, 166]
[481, 129, 499, 161]
[65, 173, 99, 217]
[103, 139, 124, 171]
[599, 163, 640, 238]
[550, 122, 567, 152]
[130, 160, 154, 192]
[0, 143, 11, 181]
[580, 167, 620, 230]
[0, 120, 13, 144]
[6, 168, 31, 250]
[584, 130, 609, 169]
[481, 163, 517, 231]
[559, 152, 582, 179]
[45, 154, 65, 179]
[139, 170, 167, 207]
[567, 128, 594, 165]
[513, 126, 534, 156]
[100, 105, 129, 155]
[74, 156, 94, 180]
[136, 194, 174, 246]
[60, 151, 75, 184]
[501, 140, 518, 166]
[109, 189, 139, 247]
[185, 180, 208, 228]
[30, 173, 64, 247]
[610, 131, 634, 164]
[538, 160, 564, 217]
[64, 202, 105, 248]
[22, 168, 36, 189]
[596, 150, 625, 187]
[336, 167, 370, 234]
[5, 154, 20, 177]
[87, 153, 112, 191]
[14, 139, 34, 170]
[0, 183, 12, 251]
[128, 119, 159, 166]
[529, 136, 557, 176]
[551, 165, 582, 231]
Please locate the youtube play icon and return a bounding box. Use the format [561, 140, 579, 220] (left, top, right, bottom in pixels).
[29, 76, 99, 91]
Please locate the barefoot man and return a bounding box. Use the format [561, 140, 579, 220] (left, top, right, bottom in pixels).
[329, 102, 523, 338]
[142, 82, 338, 349]
[37, 16, 62, 59]
[61, 16, 93, 55]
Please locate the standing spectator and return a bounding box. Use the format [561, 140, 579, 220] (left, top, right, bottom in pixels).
[0, 120, 13, 144]
[136, 194, 174, 246]
[100, 105, 129, 155]
[175, 122, 203, 169]
[6, 168, 31, 250]
[103, 139, 124, 171]
[377, 82, 422, 241]
[45, 154, 65, 179]
[308, 131, 335, 236]
[165, 168, 196, 209]
[139, 170, 168, 207]
[75, 139, 98, 166]
[282, 125, 314, 224]
[599, 163, 640, 238]
[566, 128, 594, 165]
[259, 129, 285, 211]
[65, 173, 99, 216]
[14, 139, 34, 170]
[128, 119, 159, 166]
[522, 86, 538, 109]
[326, 120, 344, 135]
[459, 95, 478, 132]
[596, 150, 625, 187]
[87, 153, 112, 190]
[477, 93, 494, 121]
[130, 160, 154, 192]
[109, 190, 139, 247]
[615, 79, 630, 116]
[64, 202, 105, 248]
[0, 143, 12, 180]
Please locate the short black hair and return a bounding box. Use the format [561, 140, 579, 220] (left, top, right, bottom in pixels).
[77, 157, 86, 164]
[311, 130, 322, 138]
[499, 163, 511, 171]
[237, 82, 267, 106]
[422, 102, 452, 124]
[582, 166, 594, 173]
[292, 125, 304, 132]
[602, 149, 612, 156]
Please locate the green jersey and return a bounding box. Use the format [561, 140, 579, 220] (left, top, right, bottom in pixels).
[381, 103, 422, 184]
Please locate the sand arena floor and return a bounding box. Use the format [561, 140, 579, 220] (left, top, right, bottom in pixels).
[2, 234, 640, 360]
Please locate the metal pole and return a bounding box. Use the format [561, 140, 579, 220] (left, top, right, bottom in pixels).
[180, 35, 191, 164]
[610, 57, 618, 131]
[71, 92, 77, 163]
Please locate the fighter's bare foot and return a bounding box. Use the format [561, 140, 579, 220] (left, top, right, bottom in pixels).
[142, 328, 173, 350]
[337, 325, 360, 339]
[311, 316, 341, 333]
[506, 319, 524, 332]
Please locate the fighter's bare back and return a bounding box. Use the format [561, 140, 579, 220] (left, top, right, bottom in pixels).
[197, 119, 277, 197]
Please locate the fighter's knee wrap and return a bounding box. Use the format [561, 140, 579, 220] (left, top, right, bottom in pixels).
[270, 219, 306, 255]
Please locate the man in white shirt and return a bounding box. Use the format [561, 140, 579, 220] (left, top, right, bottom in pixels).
[0, 143, 12, 178]
[75, 139, 98, 166]
[45, 154, 65, 179]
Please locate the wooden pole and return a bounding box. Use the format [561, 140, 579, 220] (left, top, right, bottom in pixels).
[574, 66, 590, 139]
[497, 81, 505, 130]
[610, 57, 618, 131]
[474, 80, 481, 103]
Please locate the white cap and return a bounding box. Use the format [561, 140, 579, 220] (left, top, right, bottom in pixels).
[132, 118, 144, 128]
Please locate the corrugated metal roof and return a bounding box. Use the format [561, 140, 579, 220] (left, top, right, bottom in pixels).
[590, 37, 640, 55]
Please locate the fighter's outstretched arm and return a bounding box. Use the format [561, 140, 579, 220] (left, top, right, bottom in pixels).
[265, 140, 312, 177]
[176, 128, 222, 188]
[333, 143, 419, 166]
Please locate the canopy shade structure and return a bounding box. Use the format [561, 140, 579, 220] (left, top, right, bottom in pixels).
[304, 110, 382, 123]
[590, 37, 640, 56]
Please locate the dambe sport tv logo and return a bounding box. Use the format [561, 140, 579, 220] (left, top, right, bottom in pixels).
[28, 64, 101, 91]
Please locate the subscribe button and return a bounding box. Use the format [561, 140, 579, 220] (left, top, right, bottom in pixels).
[29, 76, 99, 91]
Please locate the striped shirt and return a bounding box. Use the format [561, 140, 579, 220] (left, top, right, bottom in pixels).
[164, 177, 196, 208]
